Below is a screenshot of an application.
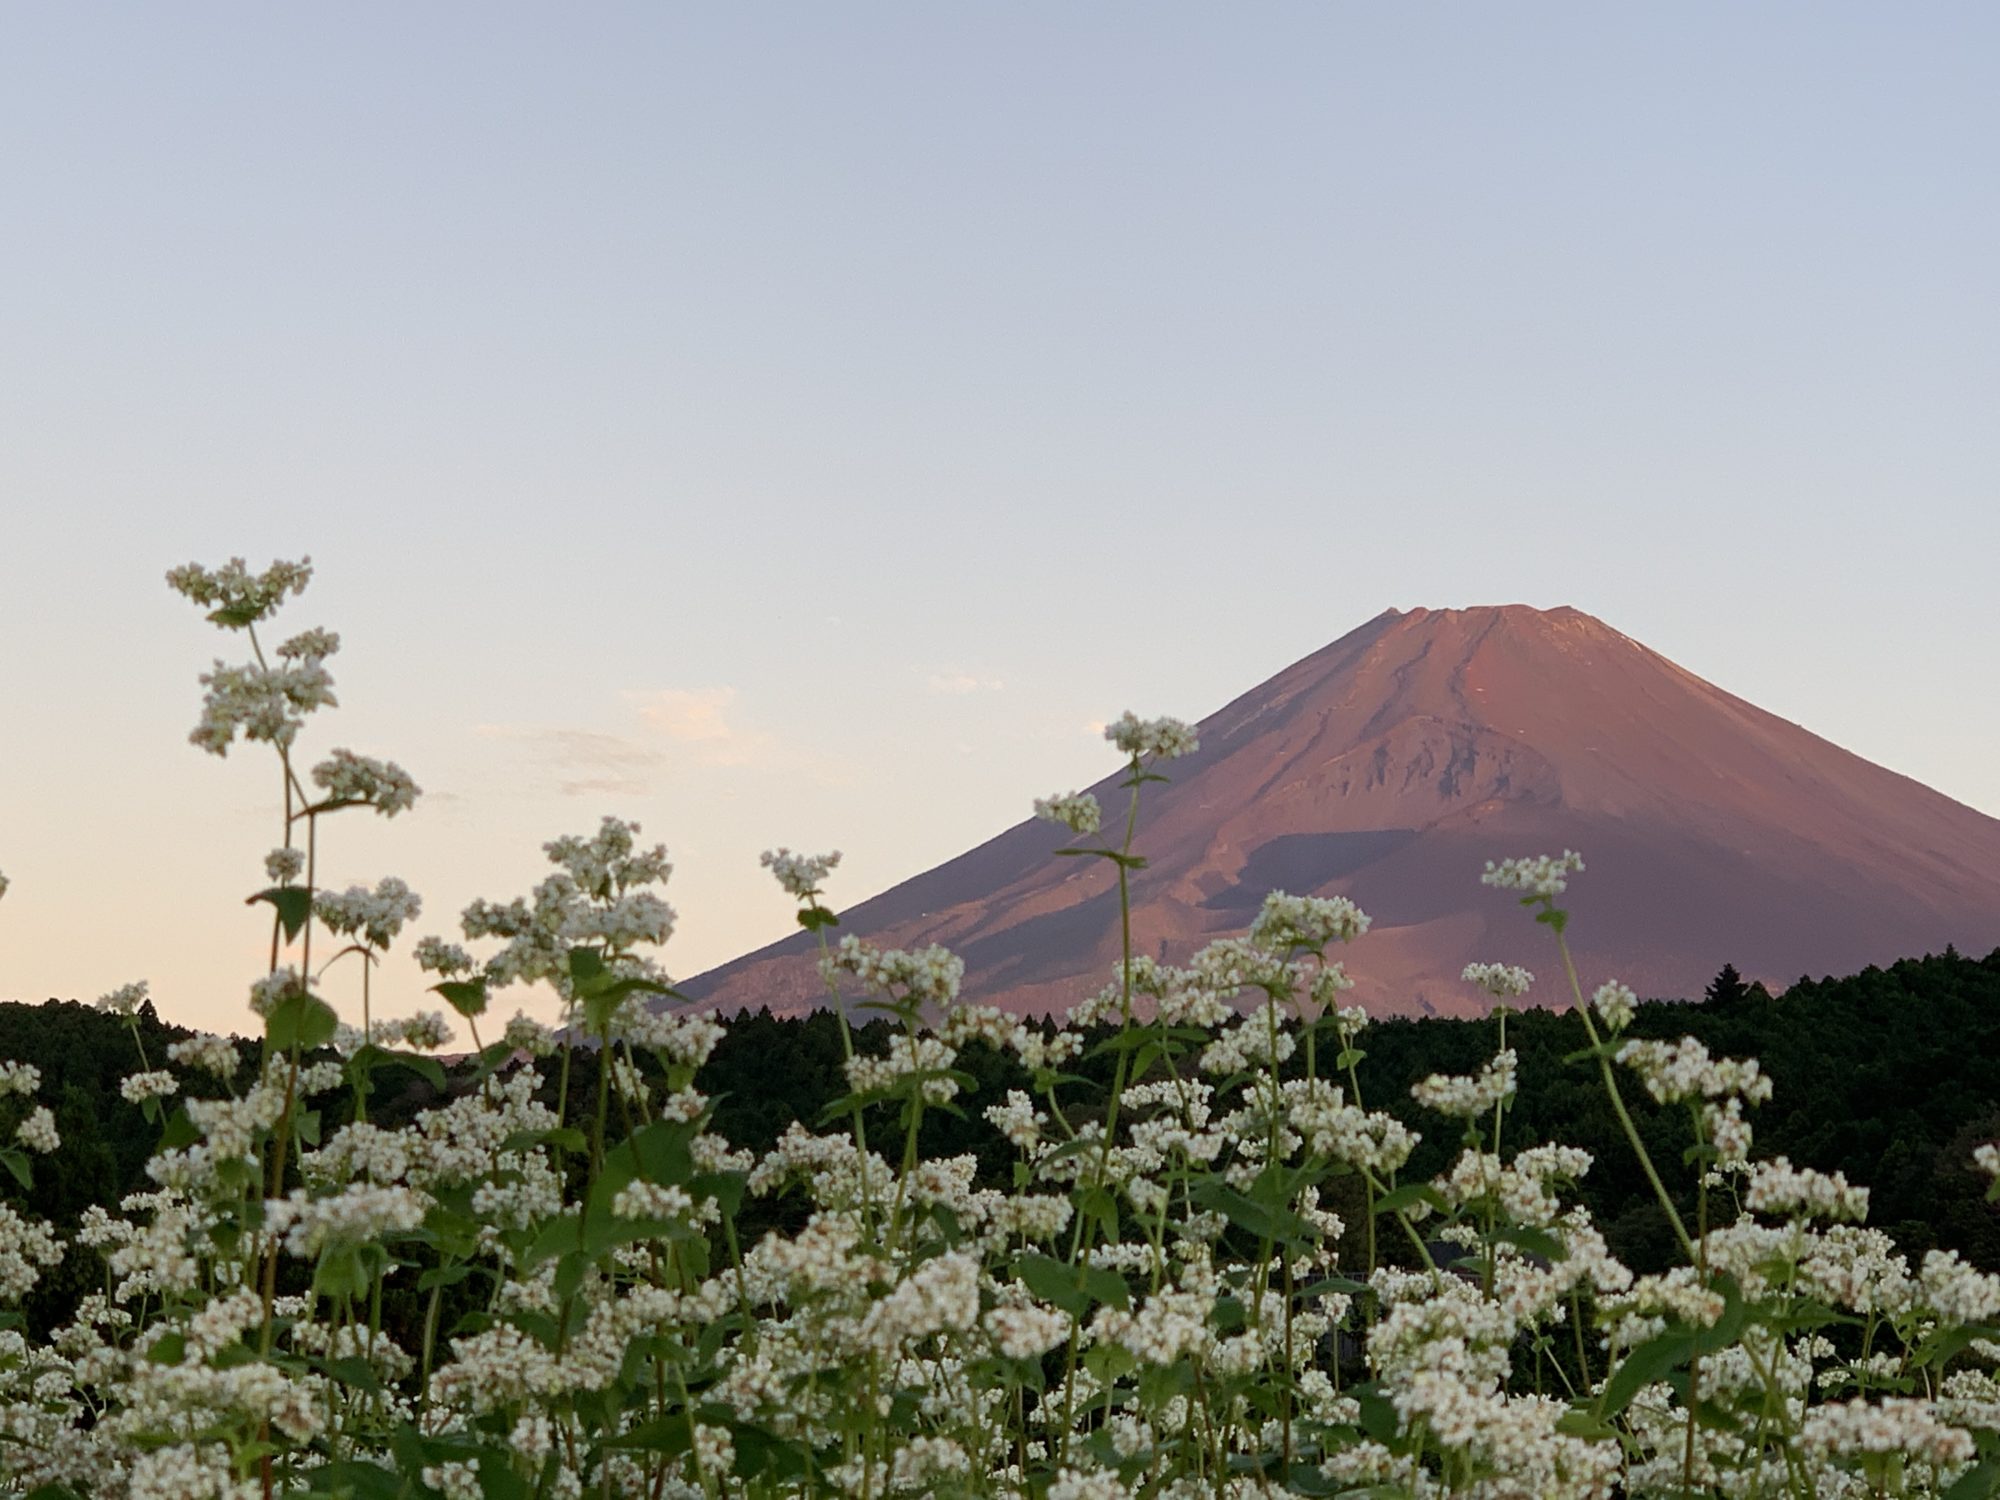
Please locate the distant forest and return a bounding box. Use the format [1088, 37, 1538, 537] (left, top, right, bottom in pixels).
[6, 947, 1998, 1336]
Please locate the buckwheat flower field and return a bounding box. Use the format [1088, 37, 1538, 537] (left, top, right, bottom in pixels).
[1, 557, 1997, 1500]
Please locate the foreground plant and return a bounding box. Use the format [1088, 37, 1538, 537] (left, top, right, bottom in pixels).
[0, 556, 1996, 1498]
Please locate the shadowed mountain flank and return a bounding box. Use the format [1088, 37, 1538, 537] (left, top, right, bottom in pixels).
[681, 606, 2000, 1018]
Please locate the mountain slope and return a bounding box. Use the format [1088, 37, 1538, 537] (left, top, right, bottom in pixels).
[682, 606, 2000, 1017]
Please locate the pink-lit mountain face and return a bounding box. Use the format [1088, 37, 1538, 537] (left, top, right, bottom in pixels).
[681, 607, 2000, 1018]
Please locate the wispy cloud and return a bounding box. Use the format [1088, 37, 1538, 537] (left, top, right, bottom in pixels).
[477, 725, 670, 797]
[624, 687, 779, 768]
[482, 687, 787, 795]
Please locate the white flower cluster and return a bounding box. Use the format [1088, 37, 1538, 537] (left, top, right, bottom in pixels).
[1032, 791, 1103, 835]
[545, 817, 673, 899]
[611, 1181, 694, 1222]
[119, 1072, 178, 1104]
[166, 555, 313, 625]
[189, 657, 337, 755]
[823, 935, 965, 1010]
[1745, 1157, 1870, 1222]
[1411, 1050, 1519, 1119]
[264, 846, 304, 883]
[1250, 891, 1371, 950]
[15, 1107, 59, 1154]
[275, 626, 339, 661]
[412, 935, 475, 976]
[1618, 1035, 1773, 1106]
[846, 1034, 962, 1105]
[264, 1182, 432, 1256]
[166, 1033, 240, 1077]
[95, 980, 150, 1017]
[375, 1011, 453, 1051]
[1462, 961, 1535, 998]
[444, 818, 678, 1001]
[1481, 849, 1586, 897]
[314, 877, 422, 949]
[760, 847, 842, 897]
[1103, 711, 1200, 761]
[1591, 978, 1637, 1030]
[310, 748, 420, 817]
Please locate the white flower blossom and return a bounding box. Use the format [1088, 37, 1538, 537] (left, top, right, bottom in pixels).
[1481, 850, 1585, 897]
[1462, 962, 1534, 999]
[167, 1033, 241, 1077]
[166, 554, 313, 624]
[15, 1107, 59, 1154]
[760, 847, 842, 897]
[96, 980, 150, 1016]
[120, 1071, 179, 1104]
[1591, 979, 1637, 1031]
[1033, 792, 1103, 835]
[310, 748, 420, 816]
[1103, 711, 1199, 761]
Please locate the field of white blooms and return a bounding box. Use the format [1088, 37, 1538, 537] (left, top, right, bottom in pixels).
[1, 554, 1997, 1500]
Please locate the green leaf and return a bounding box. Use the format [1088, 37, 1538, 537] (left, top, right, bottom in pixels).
[601, 1119, 699, 1190]
[1912, 1323, 1984, 1371]
[1696, 1273, 1748, 1353]
[579, 973, 673, 1035]
[1556, 1410, 1622, 1442]
[1352, 1384, 1399, 1444]
[1188, 1179, 1316, 1246]
[265, 988, 339, 1052]
[1014, 1251, 1129, 1316]
[314, 1243, 369, 1299]
[1371, 1182, 1448, 1218]
[248, 885, 313, 941]
[417, 1263, 472, 1294]
[1599, 1329, 1695, 1418]
[1490, 1224, 1569, 1262]
[473, 1451, 530, 1500]
[797, 908, 840, 932]
[727, 1421, 814, 1483]
[348, 1044, 447, 1092]
[322, 1355, 385, 1394]
[0, 1149, 31, 1192]
[432, 979, 489, 1019]
[1075, 1184, 1120, 1242]
[568, 947, 606, 989]
[1944, 1459, 2000, 1500]
[521, 1210, 582, 1271]
[146, 1331, 187, 1365]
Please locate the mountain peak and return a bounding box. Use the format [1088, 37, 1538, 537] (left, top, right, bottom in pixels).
[684, 607, 2000, 1020]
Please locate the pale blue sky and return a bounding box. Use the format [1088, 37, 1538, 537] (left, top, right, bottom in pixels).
[3, 5, 1995, 1033]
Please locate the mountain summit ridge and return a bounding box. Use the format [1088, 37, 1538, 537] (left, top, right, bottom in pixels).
[683, 605, 2000, 1018]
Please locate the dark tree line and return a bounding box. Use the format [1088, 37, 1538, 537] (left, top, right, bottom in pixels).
[5, 944, 1997, 1338]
